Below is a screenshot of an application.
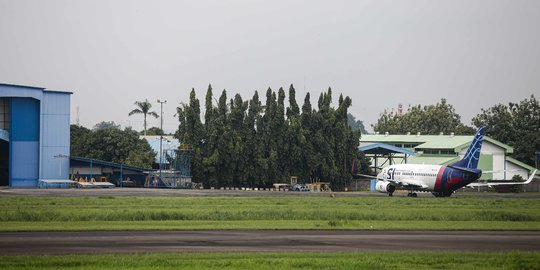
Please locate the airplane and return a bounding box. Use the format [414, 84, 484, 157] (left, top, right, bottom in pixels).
[360, 126, 537, 197]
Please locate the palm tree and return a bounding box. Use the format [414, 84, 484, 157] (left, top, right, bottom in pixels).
[128, 99, 159, 136]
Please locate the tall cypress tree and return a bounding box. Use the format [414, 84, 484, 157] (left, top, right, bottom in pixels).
[333, 94, 355, 190]
[286, 84, 300, 120]
[188, 89, 204, 183]
[286, 84, 302, 178]
[300, 93, 317, 181]
[243, 91, 262, 187]
[276, 87, 288, 180]
[202, 85, 219, 188]
[229, 94, 248, 186]
[176, 85, 362, 190]
[176, 89, 204, 183]
[256, 88, 278, 184]
[216, 90, 233, 187]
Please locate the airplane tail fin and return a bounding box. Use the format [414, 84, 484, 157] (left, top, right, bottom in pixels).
[451, 126, 486, 169]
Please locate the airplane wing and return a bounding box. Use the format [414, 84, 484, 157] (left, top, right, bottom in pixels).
[356, 174, 385, 180]
[357, 174, 429, 189]
[467, 169, 537, 187]
[356, 174, 403, 185]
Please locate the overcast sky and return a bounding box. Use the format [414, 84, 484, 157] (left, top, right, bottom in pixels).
[1, 0, 539, 133]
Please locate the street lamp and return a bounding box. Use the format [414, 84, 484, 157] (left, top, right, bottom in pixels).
[157, 99, 167, 182]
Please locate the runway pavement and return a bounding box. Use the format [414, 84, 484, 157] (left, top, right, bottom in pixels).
[1, 230, 539, 255]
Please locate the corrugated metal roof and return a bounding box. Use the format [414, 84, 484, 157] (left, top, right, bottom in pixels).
[0, 83, 72, 94]
[361, 134, 436, 143]
[407, 155, 460, 165]
[361, 134, 513, 152]
[358, 143, 416, 156]
[71, 156, 151, 172]
[0, 83, 45, 90]
[43, 89, 73, 94]
[415, 138, 471, 150]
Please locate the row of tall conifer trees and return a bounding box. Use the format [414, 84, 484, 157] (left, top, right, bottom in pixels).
[175, 84, 362, 190]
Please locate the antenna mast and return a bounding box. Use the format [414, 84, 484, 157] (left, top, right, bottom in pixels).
[76, 106, 80, 126]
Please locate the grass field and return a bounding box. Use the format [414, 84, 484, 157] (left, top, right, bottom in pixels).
[1, 196, 540, 231]
[1, 252, 539, 270]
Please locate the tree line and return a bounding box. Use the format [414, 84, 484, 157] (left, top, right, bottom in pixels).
[472, 95, 539, 166]
[71, 123, 156, 168]
[175, 84, 364, 190]
[70, 89, 537, 184]
[373, 95, 539, 166]
[373, 98, 475, 135]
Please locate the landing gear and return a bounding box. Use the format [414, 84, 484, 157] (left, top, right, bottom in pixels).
[388, 192, 393, 197]
[432, 192, 452, 197]
[407, 192, 417, 197]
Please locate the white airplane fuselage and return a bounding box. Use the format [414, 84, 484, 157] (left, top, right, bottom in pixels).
[368, 127, 535, 197]
[375, 163, 482, 196]
[378, 164, 442, 190]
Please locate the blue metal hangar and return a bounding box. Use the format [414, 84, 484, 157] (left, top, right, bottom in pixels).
[0, 83, 72, 187]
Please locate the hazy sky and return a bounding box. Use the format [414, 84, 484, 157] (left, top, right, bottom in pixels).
[1, 0, 539, 133]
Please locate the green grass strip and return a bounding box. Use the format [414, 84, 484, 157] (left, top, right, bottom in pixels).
[2, 196, 540, 231]
[1, 252, 539, 270]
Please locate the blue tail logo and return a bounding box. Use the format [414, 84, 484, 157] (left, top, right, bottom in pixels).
[451, 126, 486, 169]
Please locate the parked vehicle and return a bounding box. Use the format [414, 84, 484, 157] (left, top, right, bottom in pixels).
[292, 184, 309, 191]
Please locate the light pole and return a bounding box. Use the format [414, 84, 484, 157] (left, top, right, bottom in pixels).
[157, 99, 167, 182]
[120, 162, 123, 188]
[166, 140, 171, 169]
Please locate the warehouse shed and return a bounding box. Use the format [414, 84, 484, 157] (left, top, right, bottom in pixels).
[0, 83, 71, 187]
[70, 157, 149, 187]
[360, 132, 538, 181]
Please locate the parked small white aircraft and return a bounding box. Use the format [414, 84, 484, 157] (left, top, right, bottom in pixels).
[361, 126, 537, 197]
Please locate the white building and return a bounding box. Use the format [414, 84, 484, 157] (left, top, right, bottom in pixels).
[360, 133, 537, 181]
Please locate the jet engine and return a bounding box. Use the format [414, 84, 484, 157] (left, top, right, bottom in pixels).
[376, 181, 395, 194]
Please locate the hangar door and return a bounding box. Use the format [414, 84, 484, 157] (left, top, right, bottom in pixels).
[10, 98, 40, 187]
[0, 98, 9, 186]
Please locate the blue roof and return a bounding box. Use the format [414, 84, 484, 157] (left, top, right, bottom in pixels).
[0, 83, 73, 96]
[71, 157, 151, 172]
[358, 143, 416, 156]
[0, 83, 45, 90]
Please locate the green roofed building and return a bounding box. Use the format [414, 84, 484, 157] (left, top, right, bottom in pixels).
[360, 132, 537, 181]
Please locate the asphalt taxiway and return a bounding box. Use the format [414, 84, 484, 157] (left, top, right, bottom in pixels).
[1, 230, 539, 255]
